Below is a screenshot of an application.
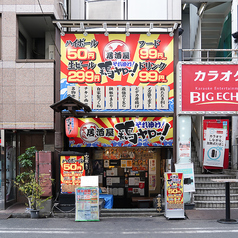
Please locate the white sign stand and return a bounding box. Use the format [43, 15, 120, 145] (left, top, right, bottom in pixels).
[164, 172, 185, 219]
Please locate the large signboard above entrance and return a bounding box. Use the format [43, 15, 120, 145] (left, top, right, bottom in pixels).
[67, 117, 173, 147]
[60, 33, 174, 112]
[180, 63, 238, 113]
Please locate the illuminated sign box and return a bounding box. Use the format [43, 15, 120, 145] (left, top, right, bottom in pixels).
[67, 117, 173, 147]
[60, 33, 174, 113]
[181, 63, 238, 113]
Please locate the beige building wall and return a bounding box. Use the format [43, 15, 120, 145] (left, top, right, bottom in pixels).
[0, 0, 64, 129]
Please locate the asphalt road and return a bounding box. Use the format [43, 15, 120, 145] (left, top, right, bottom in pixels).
[0, 216, 238, 238]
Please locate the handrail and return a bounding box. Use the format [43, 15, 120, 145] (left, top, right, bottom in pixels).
[181, 49, 238, 61]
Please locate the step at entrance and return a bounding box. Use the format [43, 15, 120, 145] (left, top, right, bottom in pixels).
[194, 174, 238, 209]
[100, 208, 162, 217]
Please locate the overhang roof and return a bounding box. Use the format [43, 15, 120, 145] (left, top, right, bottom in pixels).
[50, 96, 92, 116]
[52, 20, 181, 33]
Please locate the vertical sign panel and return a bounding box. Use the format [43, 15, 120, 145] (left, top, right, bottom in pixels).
[67, 85, 79, 100]
[106, 86, 117, 109]
[157, 85, 168, 109]
[131, 86, 143, 109]
[80, 86, 92, 107]
[118, 86, 130, 109]
[144, 86, 155, 109]
[93, 86, 104, 110]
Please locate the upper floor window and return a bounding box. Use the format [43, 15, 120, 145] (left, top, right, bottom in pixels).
[18, 15, 55, 60]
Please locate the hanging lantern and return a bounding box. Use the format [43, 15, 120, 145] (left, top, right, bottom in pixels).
[65, 117, 78, 137]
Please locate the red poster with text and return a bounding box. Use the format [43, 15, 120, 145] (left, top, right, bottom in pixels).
[203, 119, 229, 169]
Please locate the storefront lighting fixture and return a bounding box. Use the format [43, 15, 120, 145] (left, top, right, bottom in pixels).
[56, 22, 65, 36]
[125, 22, 130, 36]
[103, 23, 109, 36]
[169, 23, 178, 37]
[182, 3, 187, 10]
[80, 22, 84, 31]
[198, 2, 207, 16]
[147, 23, 153, 36]
[80, 22, 88, 36]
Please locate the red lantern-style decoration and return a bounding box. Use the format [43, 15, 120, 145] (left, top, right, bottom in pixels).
[65, 117, 78, 137]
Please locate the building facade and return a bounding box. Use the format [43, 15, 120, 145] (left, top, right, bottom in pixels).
[0, 0, 63, 209]
[0, 0, 238, 211]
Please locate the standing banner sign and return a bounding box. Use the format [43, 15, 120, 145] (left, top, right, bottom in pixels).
[203, 128, 226, 167]
[75, 187, 99, 221]
[164, 172, 185, 219]
[60, 154, 85, 194]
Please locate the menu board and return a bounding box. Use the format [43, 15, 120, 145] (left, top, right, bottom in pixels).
[75, 187, 99, 221]
[164, 172, 185, 219]
[60, 155, 85, 194]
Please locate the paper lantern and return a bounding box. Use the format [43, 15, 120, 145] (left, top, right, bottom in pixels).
[65, 117, 78, 137]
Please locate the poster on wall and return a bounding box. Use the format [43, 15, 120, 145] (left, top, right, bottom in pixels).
[67, 117, 173, 147]
[175, 163, 195, 192]
[178, 141, 191, 158]
[149, 159, 156, 174]
[60, 155, 85, 194]
[149, 175, 156, 190]
[203, 119, 229, 169]
[203, 128, 226, 167]
[60, 33, 174, 113]
[164, 172, 185, 219]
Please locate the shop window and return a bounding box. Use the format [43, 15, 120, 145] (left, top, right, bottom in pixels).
[17, 15, 55, 60]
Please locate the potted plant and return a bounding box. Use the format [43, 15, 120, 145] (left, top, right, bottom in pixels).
[15, 146, 52, 218]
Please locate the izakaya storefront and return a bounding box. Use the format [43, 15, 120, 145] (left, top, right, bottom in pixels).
[59, 33, 175, 208]
[179, 62, 238, 173]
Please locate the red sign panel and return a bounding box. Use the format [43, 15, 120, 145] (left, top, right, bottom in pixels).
[182, 64, 238, 112]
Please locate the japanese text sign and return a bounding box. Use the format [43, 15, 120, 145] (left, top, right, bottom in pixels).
[203, 128, 226, 167]
[181, 64, 238, 112]
[60, 33, 174, 112]
[60, 155, 85, 194]
[68, 117, 173, 147]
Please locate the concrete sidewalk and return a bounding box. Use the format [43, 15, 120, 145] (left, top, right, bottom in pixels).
[0, 203, 238, 220]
